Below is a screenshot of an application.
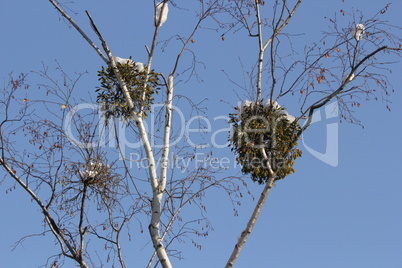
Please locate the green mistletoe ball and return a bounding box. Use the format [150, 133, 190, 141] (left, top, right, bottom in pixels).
[229, 101, 302, 184]
[96, 58, 160, 120]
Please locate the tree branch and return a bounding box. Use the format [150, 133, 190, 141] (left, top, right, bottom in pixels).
[0, 157, 89, 268]
[300, 45, 391, 133]
[47, 0, 108, 63]
[225, 175, 275, 268]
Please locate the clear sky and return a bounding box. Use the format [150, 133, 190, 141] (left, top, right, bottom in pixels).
[0, 1, 401, 268]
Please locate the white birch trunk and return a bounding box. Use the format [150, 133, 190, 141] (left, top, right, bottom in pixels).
[149, 191, 172, 268]
[255, 2, 264, 104]
[225, 175, 275, 268]
[102, 36, 172, 268]
[147, 75, 174, 268]
[90, 13, 172, 267]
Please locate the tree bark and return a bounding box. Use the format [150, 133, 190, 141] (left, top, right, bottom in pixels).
[225, 175, 275, 268]
[149, 191, 172, 268]
[147, 75, 174, 268]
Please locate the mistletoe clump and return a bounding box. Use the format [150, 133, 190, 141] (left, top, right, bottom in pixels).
[229, 100, 302, 184]
[96, 57, 160, 120]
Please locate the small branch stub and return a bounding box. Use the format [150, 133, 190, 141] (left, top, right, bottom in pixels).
[229, 100, 302, 184]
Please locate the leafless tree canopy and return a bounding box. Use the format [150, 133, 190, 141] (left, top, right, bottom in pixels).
[0, 1, 401, 268]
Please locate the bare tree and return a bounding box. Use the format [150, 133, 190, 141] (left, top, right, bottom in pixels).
[221, 1, 401, 267]
[1, 1, 401, 268]
[0, 1, 244, 267]
[226, 0, 402, 267]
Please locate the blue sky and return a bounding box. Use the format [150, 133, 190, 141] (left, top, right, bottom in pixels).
[0, 1, 401, 267]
